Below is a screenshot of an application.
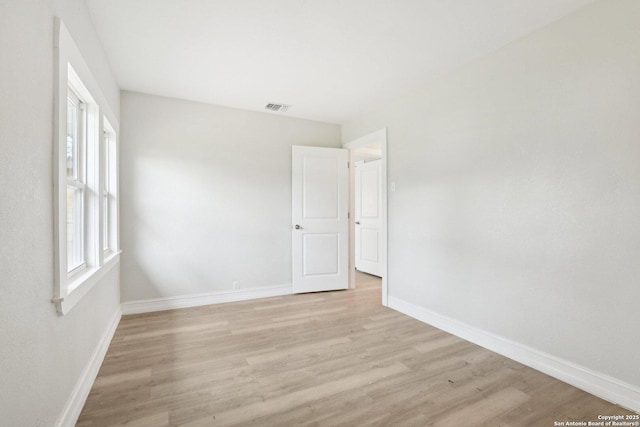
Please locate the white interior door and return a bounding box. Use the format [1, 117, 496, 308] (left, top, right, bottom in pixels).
[292, 146, 349, 293]
[355, 160, 382, 277]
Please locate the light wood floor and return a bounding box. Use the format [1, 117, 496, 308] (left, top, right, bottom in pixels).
[78, 272, 634, 426]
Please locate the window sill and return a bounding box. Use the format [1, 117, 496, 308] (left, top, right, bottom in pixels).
[53, 250, 122, 315]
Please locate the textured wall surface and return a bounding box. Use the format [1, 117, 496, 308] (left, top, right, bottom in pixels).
[343, 0, 640, 388]
[0, 1, 120, 425]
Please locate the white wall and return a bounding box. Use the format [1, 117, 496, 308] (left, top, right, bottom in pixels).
[0, 1, 120, 425]
[120, 92, 341, 302]
[343, 0, 640, 391]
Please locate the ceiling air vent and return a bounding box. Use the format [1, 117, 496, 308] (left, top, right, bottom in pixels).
[265, 102, 291, 113]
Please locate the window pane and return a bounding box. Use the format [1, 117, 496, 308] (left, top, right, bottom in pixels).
[67, 186, 85, 271]
[104, 133, 109, 193]
[66, 96, 78, 178]
[103, 131, 110, 252]
[103, 195, 108, 251]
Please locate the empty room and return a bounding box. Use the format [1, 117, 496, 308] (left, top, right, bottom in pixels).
[1, 0, 640, 426]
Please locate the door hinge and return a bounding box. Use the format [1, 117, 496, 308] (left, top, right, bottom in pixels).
[348, 212, 350, 219]
[347, 162, 350, 168]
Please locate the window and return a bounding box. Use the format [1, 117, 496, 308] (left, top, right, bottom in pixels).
[103, 130, 109, 252]
[103, 119, 118, 255]
[66, 87, 86, 274]
[53, 19, 120, 315]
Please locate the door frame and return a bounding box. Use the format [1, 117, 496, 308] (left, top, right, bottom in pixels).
[343, 128, 388, 306]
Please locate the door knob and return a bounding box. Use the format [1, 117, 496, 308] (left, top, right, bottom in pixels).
[355, 221, 361, 225]
[295, 224, 302, 230]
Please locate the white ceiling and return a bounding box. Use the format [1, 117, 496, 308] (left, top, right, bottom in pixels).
[86, 0, 593, 124]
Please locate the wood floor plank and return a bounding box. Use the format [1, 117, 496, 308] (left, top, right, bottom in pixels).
[432, 387, 530, 426]
[77, 272, 636, 426]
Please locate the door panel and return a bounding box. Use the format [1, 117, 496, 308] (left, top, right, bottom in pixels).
[303, 157, 339, 219]
[303, 234, 339, 276]
[361, 166, 379, 218]
[355, 160, 382, 277]
[293, 146, 348, 293]
[360, 228, 379, 263]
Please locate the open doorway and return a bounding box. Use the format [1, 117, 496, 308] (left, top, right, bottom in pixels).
[344, 129, 388, 306]
[354, 269, 382, 293]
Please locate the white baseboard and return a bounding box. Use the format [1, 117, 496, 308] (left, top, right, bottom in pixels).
[121, 284, 293, 315]
[388, 296, 640, 414]
[56, 307, 122, 427]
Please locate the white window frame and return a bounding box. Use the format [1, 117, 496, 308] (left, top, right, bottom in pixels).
[103, 129, 110, 254]
[53, 18, 121, 315]
[102, 118, 119, 258]
[66, 85, 88, 277]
